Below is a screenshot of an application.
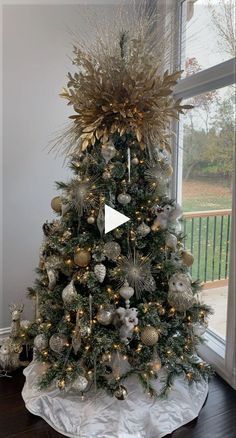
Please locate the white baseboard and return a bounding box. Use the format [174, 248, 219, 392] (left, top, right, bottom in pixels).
[0, 326, 11, 341]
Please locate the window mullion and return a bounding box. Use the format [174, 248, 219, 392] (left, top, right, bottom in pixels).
[174, 58, 236, 100]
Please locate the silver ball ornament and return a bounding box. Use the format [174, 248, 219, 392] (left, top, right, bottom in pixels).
[117, 193, 131, 205]
[96, 306, 114, 326]
[104, 241, 121, 260]
[72, 375, 88, 392]
[114, 384, 128, 400]
[131, 156, 139, 165]
[34, 334, 48, 351]
[87, 215, 95, 224]
[49, 334, 69, 353]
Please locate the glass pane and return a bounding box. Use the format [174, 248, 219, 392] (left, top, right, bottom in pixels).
[180, 85, 235, 339]
[181, 0, 235, 75]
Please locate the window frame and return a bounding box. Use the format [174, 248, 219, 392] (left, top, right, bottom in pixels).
[172, 0, 236, 389]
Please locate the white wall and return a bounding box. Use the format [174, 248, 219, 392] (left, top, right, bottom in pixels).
[1, 2, 118, 328]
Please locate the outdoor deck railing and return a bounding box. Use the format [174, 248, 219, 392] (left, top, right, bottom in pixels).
[182, 209, 232, 283]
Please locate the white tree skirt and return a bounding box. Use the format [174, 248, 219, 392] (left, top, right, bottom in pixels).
[22, 361, 208, 438]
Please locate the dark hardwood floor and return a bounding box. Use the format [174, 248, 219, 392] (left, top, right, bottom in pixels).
[0, 369, 235, 438]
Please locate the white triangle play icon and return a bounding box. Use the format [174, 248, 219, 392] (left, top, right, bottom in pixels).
[105, 204, 130, 234]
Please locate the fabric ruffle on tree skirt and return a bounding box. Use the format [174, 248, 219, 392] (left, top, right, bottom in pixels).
[22, 361, 208, 438]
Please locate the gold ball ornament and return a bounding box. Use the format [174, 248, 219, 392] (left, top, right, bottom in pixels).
[141, 326, 159, 346]
[181, 250, 194, 267]
[51, 196, 62, 213]
[114, 384, 128, 400]
[74, 249, 91, 267]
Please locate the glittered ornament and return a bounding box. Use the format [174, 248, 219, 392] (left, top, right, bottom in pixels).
[72, 375, 88, 392]
[114, 384, 128, 400]
[62, 280, 77, 304]
[181, 250, 194, 267]
[117, 193, 131, 205]
[168, 273, 195, 312]
[45, 255, 62, 290]
[70, 176, 100, 217]
[74, 249, 91, 267]
[192, 321, 208, 336]
[34, 334, 48, 351]
[0, 341, 21, 372]
[96, 306, 114, 326]
[145, 275, 156, 292]
[20, 320, 31, 330]
[72, 311, 82, 354]
[141, 326, 159, 346]
[104, 241, 121, 260]
[102, 170, 111, 180]
[101, 141, 116, 163]
[137, 222, 151, 237]
[87, 215, 95, 224]
[51, 196, 62, 213]
[49, 334, 68, 353]
[165, 233, 177, 251]
[118, 280, 134, 308]
[62, 230, 72, 240]
[114, 251, 152, 298]
[61, 202, 71, 217]
[80, 323, 92, 337]
[97, 205, 105, 236]
[94, 263, 106, 283]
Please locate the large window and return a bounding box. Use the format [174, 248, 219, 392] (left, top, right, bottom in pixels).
[173, 0, 235, 388]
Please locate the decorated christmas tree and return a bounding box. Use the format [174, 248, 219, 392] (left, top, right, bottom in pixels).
[24, 8, 213, 404]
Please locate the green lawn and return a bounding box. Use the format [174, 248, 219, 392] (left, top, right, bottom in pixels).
[183, 195, 232, 212]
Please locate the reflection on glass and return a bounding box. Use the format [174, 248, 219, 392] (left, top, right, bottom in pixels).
[181, 85, 235, 339]
[181, 0, 235, 75]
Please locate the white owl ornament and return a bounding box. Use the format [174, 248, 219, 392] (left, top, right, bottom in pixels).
[168, 273, 195, 312]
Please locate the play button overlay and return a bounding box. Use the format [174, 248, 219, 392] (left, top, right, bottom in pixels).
[105, 204, 130, 234]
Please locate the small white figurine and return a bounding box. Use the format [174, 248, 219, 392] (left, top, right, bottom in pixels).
[116, 307, 138, 343]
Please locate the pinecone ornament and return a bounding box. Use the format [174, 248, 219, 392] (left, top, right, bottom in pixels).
[94, 263, 106, 283]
